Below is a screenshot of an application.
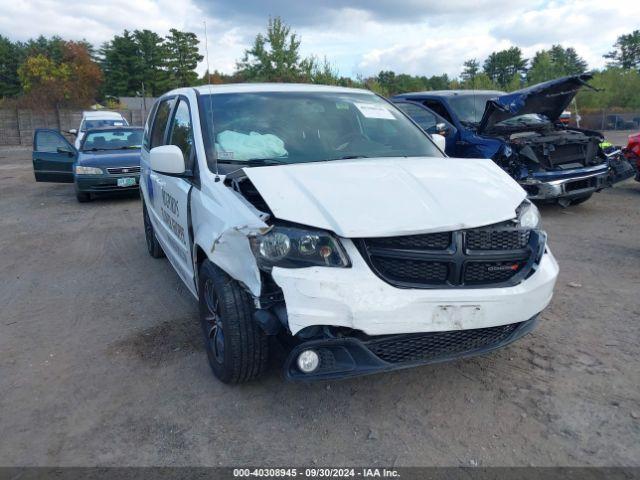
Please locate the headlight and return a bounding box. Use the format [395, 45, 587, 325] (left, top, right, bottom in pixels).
[250, 225, 350, 270]
[516, 200, 540, 229]
[75, 166, 103, 175]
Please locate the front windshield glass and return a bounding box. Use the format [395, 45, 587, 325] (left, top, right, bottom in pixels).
[447, 93, 502, 124]
[200, 91, 442, 169]
[82, 119, 127, 131]
[494, 113, 551, 128]
[81, 129, 142, 151]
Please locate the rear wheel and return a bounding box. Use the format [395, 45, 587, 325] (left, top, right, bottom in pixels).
[143, 201, 164, 258]
[570, 193, 593, 206]
[198, 260, 269, 383]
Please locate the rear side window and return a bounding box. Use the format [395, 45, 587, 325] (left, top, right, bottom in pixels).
[168, 99, 194, 167]
[150, 98, 175, 148]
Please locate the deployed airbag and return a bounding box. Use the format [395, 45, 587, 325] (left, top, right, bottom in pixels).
[216, 130, 288, 161]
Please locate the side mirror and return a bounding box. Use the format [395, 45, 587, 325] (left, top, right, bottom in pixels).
[68, 129, 78, 135]
[435, 122, 449, 136]
[431, 133, 446, 152]
[150, 145, 186, 175]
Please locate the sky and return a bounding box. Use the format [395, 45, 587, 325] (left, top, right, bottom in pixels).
[0, 0, 637, 79]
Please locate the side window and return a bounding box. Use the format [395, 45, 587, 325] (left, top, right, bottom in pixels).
[142, 102, 159, 151]
[396, 103, 437, 131]
[35, 131, 70, 153]
[423, 100, 454, 124]
[150, 98, 175, 148]
[168, 99, 194, 168]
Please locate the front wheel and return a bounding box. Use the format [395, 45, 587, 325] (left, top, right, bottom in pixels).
[570, 193, 593, 206]
[198, 260, 269, 383]
[76, 191, 91, 203]
[143, 201, 165, 258]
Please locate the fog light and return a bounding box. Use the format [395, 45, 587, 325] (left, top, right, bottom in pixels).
[297, 350, 320, 373]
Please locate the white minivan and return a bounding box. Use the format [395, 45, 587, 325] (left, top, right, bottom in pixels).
[140, 83, 559, 383]
[70, 111, 129, 149]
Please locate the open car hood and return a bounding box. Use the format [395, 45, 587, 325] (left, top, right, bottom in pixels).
[478, 74, 594, 133]
[243, 157, 526, 238]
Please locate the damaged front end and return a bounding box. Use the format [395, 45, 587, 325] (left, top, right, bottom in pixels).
[491, 127, 612, 204]
[479, 74, 634, 204]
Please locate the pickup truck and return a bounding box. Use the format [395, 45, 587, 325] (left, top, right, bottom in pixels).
[140, 83, 558, 383]
[393, 74, 632, 206]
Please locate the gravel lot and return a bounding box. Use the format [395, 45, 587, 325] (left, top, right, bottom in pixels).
[1, 146, 639, 467]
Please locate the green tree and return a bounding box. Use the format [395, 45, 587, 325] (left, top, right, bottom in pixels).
[100, 30, 142, 96]
[461, 59, 480, 83]
[164, 28, 203, 88]
[483, 47, 527, 89]
[527, 45, 587, 84]
[605, 30, 640, 71]
[133, 29, 169, 95]
[0, 35, 24, 97]
[236, 17, 309, 82]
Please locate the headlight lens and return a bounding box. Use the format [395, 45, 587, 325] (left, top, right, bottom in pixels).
[250, 225, 350, 270]
[516, 200, 540, 229]
[75, 166, 103, 175]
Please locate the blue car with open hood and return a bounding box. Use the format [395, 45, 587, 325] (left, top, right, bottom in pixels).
[393, 74, 635, 206]
[32, 126, 143, 202]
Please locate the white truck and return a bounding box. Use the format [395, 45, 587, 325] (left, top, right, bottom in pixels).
[140, 83, 559, 383]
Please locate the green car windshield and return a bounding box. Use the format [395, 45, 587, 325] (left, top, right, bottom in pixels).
[82, 129, 143, 151]
[200, 91, 443, 169]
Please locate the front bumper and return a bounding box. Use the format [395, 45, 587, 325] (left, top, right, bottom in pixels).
[284, 315, 538, 381]
[520, 165, 609, 201]
[271, 240, 558, 337]
[75, 173, 140, 193]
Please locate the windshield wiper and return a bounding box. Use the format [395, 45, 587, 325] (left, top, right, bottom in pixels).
[116, 145, 141, 150]
[218, 158, 290, 166]
[337, 155, 369, 160]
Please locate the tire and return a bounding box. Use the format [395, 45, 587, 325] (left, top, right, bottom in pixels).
[143, 201, 165, 258]
[570, 193, 593, 206]
[76, 192, 91, 203]
[198, 260, 269, 384]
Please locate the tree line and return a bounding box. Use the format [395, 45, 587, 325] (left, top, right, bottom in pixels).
[1, 18, 639, 111]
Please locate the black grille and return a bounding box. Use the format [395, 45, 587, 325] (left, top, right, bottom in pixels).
[106, 166, 141, 174]
[364, 232, 451, 250]
[371, 257, 448, 284]
[464, 260, 526, 284]
[466, 229, 530, 250]
[358, 225, 542, 289]
[367, 323, 520, 364]
[565, 178, 595, 192]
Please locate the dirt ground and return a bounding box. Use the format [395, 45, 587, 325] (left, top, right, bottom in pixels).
[1, 146, 639, 467]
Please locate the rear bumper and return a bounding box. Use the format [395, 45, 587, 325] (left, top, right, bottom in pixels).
[520, 166, 609, 201]
[284, 316, 538, 381]
[75, 173, 140, 193]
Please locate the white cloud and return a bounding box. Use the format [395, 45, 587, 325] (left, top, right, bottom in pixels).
[0, 0, 636, 79]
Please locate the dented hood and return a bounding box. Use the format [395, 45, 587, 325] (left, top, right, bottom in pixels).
[478, 73, 594, 133]
[243, 157, 526, 238]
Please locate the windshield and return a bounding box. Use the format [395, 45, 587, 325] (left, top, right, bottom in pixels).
[200, 91, 442, 169]
[82, 119, 127, 131]
[447, 93, 502, 124]
[494, 113, 551, 129]
[81, 129, 142, 151]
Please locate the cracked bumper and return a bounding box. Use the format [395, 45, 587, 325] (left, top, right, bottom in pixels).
[271, 240, 559, 337]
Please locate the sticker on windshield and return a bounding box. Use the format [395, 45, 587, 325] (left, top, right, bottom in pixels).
[354, 102, 396, 120]
[113, 122, 124, 126]
[217, 150, 234, 160]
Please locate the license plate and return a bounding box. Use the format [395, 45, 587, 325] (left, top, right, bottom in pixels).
[117, 177, 136, 187]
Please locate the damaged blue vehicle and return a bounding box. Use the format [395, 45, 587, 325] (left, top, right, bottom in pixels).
[393, 74, 635, 206]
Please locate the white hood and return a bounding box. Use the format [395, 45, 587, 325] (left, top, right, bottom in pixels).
[243, 157, 526, 238]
